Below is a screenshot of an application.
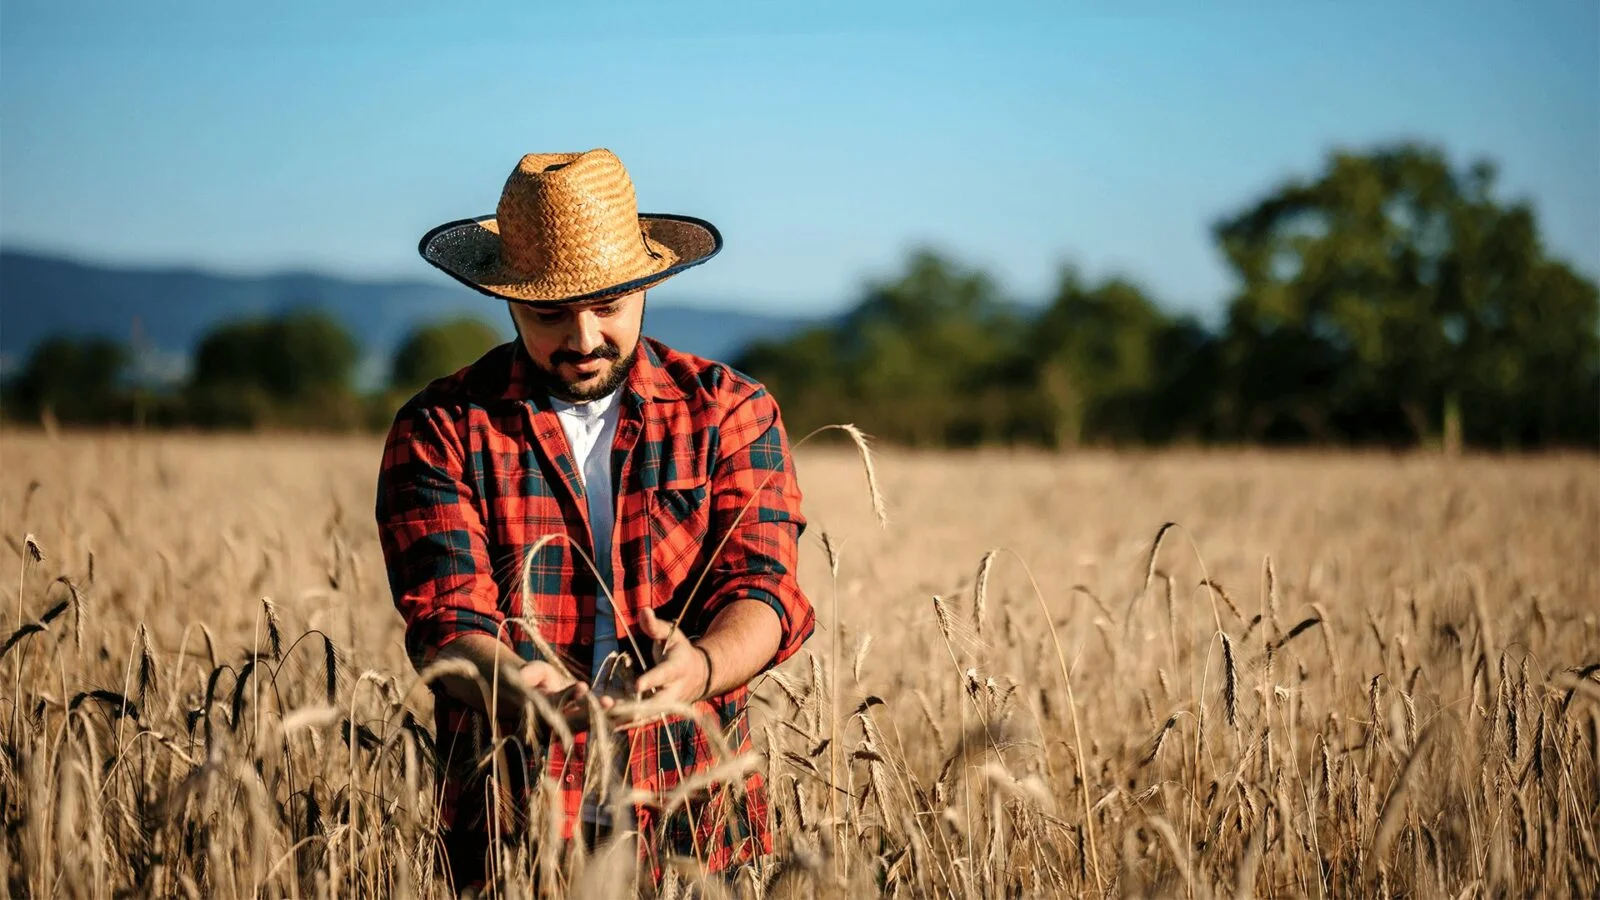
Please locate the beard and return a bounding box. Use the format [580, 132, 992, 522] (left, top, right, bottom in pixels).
[511, 294, 648, 403]
[528, 340, 639, 403]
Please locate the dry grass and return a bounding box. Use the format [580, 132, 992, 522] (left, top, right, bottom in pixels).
[2, 432, 1597, 898]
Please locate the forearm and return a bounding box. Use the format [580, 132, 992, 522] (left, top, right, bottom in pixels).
[698, 394, 814, 677]
[432, 633, 536, 721]
[694, 598, 783, 697]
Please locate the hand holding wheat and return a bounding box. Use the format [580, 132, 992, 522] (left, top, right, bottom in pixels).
[633, 605, 711, 704]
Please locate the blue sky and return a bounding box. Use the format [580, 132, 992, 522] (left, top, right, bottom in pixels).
[2, 1, 1596, 318]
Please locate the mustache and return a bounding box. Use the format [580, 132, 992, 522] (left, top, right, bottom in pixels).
[550, 345, 621, 366]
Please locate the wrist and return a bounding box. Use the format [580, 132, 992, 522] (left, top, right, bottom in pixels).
[691, 642, 714, 700]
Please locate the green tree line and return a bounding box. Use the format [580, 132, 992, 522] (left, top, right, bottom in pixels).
[3, 143, 1596, 448]
[1, 312, 501, 432]
[738, 143, 1598, 450]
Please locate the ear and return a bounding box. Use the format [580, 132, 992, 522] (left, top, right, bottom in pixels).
[507, 302, 525, 340]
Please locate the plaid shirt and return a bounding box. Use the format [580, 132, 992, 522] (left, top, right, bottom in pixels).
[375, 338, 813, 882]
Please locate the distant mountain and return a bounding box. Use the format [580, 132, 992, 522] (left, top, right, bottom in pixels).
[0, 249, 813, 385]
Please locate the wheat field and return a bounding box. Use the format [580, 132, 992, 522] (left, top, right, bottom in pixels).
[1, 431, 1596, 898]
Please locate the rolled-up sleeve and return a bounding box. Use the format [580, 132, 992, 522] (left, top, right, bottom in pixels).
[375, 404, 505, 669]
[697, 389, 815, 669]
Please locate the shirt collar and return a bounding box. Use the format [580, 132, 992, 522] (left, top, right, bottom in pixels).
[626, 339, 689, 403]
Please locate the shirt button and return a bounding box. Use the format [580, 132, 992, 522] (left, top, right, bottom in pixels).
[564, 773, 579, 785]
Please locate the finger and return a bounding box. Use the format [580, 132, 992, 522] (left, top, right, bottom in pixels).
[520, 663, 552, 692]
[532, 662, 565, 691]
[562, 703, 592, 729]
[521, 661, 574, 693]
[634, 662, 678, 697]
[638, 656, 697, 698]
[638, 605, 675, 641]
[634, 670, 661, 696]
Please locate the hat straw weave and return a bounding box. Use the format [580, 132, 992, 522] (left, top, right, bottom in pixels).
[419, 149, 721, 305]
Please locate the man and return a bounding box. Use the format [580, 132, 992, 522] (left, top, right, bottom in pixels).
[375, 149, 814, 892]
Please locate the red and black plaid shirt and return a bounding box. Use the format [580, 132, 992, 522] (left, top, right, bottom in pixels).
[375, 338, 813, 881]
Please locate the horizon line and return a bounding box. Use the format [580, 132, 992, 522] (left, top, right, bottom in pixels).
[0, 242, 850, 314]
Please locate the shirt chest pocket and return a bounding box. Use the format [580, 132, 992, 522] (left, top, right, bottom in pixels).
[653, 483, 708, 527]
[646, 460, 714, 591]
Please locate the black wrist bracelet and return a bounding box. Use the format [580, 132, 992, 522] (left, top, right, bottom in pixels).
[693, 643, 714, 700]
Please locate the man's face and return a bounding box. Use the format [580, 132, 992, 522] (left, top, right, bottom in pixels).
[508, 291, 646, 402]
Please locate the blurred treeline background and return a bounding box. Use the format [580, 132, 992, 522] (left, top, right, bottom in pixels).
[5, 143, 1597, 450]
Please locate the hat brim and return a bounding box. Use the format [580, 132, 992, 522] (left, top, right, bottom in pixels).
[418, 213, 722, 305]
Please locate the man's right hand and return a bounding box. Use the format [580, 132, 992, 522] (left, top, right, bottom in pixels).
[519, 659, 580, 695]
[432, 634, 591, 735]
[515, 659, 592, 736]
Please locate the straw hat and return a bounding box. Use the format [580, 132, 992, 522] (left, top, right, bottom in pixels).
[419, 149, 721, 305]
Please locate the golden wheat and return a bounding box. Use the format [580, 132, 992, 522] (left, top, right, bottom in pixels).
[1, 434, 1597, 897]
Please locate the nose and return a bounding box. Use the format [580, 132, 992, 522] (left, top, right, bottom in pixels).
[566, 310, 604, 356]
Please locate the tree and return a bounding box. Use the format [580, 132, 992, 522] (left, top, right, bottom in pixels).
[1023, 267, 1174, 446]
[737, 249, 1209, 448]
[186, 308, 362, 428]
[1213, 142, 1598, 448]
[2, 335, 131, 424]
[732, 326, 848, 440]
[737, 248, 1024, 446]
[390, 317, 504, 396]
[841, 249, 1024, 445]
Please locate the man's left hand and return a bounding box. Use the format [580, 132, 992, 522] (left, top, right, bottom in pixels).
[633, 606, 710, 704]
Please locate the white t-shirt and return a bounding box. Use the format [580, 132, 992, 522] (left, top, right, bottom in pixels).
[549, 389, 629, 828]
[549, 389, 622, 680]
